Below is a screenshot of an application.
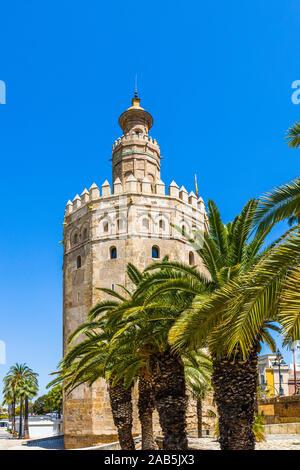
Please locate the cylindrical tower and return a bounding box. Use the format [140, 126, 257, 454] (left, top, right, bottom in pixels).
[112, 94, 161, 189]
[62, 94, 210, 449]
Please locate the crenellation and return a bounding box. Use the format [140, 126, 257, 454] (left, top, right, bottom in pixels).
[188, 191, 197, 207]
[141, 176, 152, 194]
[113, 177, 123, 195]
[112, 133, 160, 152]
[102, 180, 111, 197]
[65, 200, 73, 215]
[179, 185, 189, 203]
[197, 196, 205, 212]
[89, 182, 100, 200]
[73, 194, 81, 210]
[169, 180, 179, 198]
[81, 188, 89, 204]
[125, 173, 138, 192]
[156, 179, 165, 195]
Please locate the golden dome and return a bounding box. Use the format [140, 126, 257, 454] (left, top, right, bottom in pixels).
[118, 94, 153, 134]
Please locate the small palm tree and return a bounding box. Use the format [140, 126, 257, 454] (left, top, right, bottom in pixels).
[286, 121, 300, 148]
[19, 376, 38, 438]
[3, 364, 38, 439]
[2, 386, 16, 434]
[183, 350, 212, 438]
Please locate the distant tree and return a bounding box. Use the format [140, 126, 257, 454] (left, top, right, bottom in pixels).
[0, 405, 8, 419]
[32, 395, 51, 415]
[44, 384, 63, 418]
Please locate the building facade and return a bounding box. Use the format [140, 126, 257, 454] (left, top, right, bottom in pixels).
[258, 354, 289, 398]
[62, 94, 209, 449]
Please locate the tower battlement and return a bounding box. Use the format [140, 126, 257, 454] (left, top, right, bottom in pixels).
[64, 179, 206, 217]
[112, 132, 160, 152]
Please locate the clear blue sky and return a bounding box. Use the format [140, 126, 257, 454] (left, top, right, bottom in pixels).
[0, 1, 299, 397]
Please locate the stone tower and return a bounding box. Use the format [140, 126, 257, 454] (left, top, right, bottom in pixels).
[62, 94, 209, 449]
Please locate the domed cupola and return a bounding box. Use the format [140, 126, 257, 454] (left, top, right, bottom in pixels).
[118, 92, 153, 135]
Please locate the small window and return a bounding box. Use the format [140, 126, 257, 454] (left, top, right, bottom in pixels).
[103, 222, 109, 233]
[189, 252, 195, 266]
[112, 284, 115, 291]
[142, 218, 149, 230]
[74, 233, 78, 245]
[181, 225, 186, 235]
[261, 375, 265, 384]
[77, 255, 82, 269]
[117, 219, 123, 232]
[110, 247, 117, 259]
[152, 246, 160, 259]
[82, 228, 88, 240]
[159, 219, 165, 230]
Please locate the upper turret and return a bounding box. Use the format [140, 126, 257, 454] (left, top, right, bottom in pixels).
[118, 92, 153, 135]
[112, 94, 161, 190]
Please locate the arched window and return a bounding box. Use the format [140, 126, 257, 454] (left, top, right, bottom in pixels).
[181, 225, 186, 236]
[110, 247, 117, 259]
[82, 227, 88, 240]
[152, 246, 160, 259]
[103, 221, 109, 233]
[77, 255, 82, 269]
[73, 233, 78, 245]
[189, 252, 195, 266]
[159, 219, 165, 230]
[117, 219, 123, 232]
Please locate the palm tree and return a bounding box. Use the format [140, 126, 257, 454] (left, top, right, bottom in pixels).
[2, 385, 16, 434]
[50, 266, 161, 450]
[286, 121, 300, 148]
[19, 376, 38, 439]
[183, 350, 212, 438]
[3, 364, 38, 439]
[83, 261, 191, 450]
[142, 199, 276, 450]
[254, 177, 300, 230]
[52, 315, 137, 450]
[110, 262, 201, 450]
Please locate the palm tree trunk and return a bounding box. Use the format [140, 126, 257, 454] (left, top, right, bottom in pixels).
[196, 399, 202, 438]
[138, 374, 157, 450]
[18, 398, 23, 439]
[8, 404, 12, 422]
[212, 344, 258, 450]
[150, 349, 188, 450]
[11, 399, 16, 434]
[23, 397, 29, 439]
[108, 379, 135, 450]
